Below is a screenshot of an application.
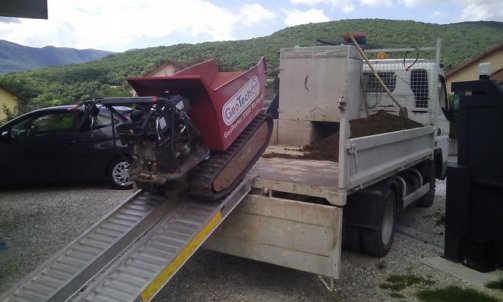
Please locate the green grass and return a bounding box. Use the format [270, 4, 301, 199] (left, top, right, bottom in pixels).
[380, 274, 435, 291]
[486, 278, 503, 291]
[417, 286, 499, 302]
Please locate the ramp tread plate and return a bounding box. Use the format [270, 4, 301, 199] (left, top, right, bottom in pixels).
[74, 178, 252, 302]
[118, 267, 153, 280]
[32, 278, 59, 289]
[112, 273, 146, 288]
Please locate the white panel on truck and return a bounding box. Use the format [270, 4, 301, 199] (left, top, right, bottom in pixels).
[279, 45, 362, 122]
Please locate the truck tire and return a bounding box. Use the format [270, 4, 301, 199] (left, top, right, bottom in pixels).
[417, 161, 435, 208]
[417, 179, 435, 207]
[361, 189, 397, 257]
[342, 223, 362, 252]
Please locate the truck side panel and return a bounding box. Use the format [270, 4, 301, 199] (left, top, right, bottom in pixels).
[346, 126, 435, 190]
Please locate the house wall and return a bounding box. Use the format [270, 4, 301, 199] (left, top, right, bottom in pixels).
[446, 49, 503, 93]
[0, 88, 18, 122]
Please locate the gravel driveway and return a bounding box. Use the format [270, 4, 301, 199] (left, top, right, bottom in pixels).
[0, 181, 501, 301]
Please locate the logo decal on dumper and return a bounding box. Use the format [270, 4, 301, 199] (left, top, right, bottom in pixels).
[222, 75, 260, 126]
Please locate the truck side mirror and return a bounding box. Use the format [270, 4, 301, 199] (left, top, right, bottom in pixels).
[438, 76, 450, 120]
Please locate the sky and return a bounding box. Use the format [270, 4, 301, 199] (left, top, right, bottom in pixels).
[0, 0, 502, 52]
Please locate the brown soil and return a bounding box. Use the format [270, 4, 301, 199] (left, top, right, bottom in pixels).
[265, 111, 423, 162]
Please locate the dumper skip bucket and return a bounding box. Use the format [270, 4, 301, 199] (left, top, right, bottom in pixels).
[127, 57, 267, 151]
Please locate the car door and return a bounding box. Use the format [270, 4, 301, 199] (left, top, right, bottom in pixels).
[68, 111, 116, 180]
[50, 110, 128, 182]
[23, 109, 82, 182]
[0, 116, 31, 184]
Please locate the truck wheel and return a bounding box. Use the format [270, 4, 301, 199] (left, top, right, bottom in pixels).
[417, 180, 435, 207]
[361, 189, 397, 257]
[342, 223, 362, 252]
[417, 164, 435, 208]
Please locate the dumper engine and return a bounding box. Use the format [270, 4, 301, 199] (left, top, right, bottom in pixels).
[115, 96, 210, 191]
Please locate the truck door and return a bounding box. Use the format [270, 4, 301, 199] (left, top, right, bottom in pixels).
[435, 75, 450, 179]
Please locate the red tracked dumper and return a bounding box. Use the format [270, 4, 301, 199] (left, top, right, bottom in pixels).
[90, 57, 273, 200]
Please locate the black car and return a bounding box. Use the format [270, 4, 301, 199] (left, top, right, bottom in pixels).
[0, 105, 133, 189]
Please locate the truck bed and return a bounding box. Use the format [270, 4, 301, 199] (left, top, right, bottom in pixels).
[205, 125, 435, 280]
[253, 125, 435, 205]
[250, 156, 341, 205]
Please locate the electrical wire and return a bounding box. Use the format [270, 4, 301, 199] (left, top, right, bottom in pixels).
[403, 47, 419, 71]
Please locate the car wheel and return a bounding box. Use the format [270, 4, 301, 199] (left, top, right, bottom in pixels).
[108, 157, 133, 190]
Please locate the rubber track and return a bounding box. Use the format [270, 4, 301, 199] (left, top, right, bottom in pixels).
[189, 113, 272, 201]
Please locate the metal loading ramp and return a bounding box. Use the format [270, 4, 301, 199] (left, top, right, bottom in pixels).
[2, 178, 253, 302]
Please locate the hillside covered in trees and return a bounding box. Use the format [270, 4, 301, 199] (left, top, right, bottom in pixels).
[1, 19, 502, 113]
[0, 40, 112, 74]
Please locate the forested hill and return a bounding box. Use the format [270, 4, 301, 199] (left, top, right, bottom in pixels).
[1, 19, 502, 111]
[0, 40, 113, 74]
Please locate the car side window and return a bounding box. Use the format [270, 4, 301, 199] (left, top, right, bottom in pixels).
[93, 113, 122, 130]
[10, 118, 32, 138]
[30, 112, 75, 135]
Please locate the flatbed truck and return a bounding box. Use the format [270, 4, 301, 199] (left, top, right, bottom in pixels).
[206, 40, 450, 285]
[1, 41, 450, 301]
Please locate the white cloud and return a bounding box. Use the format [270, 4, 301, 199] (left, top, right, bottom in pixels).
[398, 0, 503, 21]
[399, 0, 503, 21]
[239, 3, 276, 26]
[289, 0, 397, 12]
[283, 9, 330, 26]
[0, 0, 276, 51]
[460, 1, 503, 21]
[0, 17, 21, 24]
[289, 0, 355, 13]
[398, 0, 418, 8]
[359, 0, 393, 7]
[398, 0, 440, 8]
[430, 10, 445, 19]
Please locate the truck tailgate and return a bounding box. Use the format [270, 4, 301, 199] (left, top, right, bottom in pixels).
[204, 156, 343, 279]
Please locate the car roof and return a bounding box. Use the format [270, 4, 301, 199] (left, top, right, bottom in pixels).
[20, 105, 131, 116]
[1, 104, 131, 128]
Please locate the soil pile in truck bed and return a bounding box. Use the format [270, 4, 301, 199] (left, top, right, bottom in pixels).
[304, 110, 424, 161]
[265, 110, 423, 162]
